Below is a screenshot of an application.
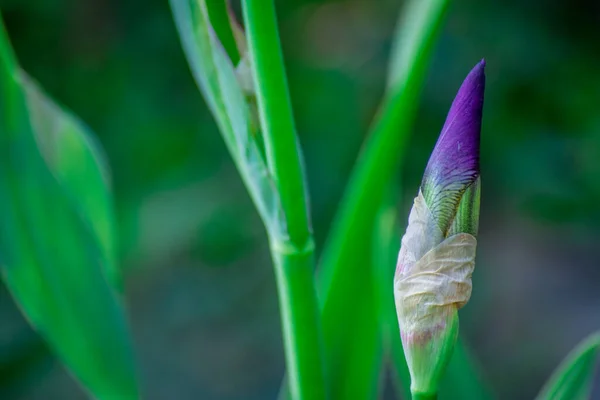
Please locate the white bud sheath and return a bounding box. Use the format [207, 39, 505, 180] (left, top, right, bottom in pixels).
[394, 190, 476, 340]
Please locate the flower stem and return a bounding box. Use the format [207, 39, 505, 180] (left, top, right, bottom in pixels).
[241, 1, 325, 399]
[270, 239, 326, 400]
[241, 0, 311, 246]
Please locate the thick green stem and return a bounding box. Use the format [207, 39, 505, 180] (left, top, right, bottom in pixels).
[241, 1, 325, 398]
[270, 239, 326, 400]
[241, 0, 310, 247]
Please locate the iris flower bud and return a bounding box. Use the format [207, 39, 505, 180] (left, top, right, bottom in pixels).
[394, 60, 486, 398]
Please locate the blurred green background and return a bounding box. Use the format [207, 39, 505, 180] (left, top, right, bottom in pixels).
[1, 0, 600, 399]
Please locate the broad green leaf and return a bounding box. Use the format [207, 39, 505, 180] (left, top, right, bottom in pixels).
[536, 333, 600, 400]
[170, 0, 284, 238]
[0, 18, 138, 398]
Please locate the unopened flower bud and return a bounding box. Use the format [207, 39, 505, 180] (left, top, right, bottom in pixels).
[394, 60, 486, 398]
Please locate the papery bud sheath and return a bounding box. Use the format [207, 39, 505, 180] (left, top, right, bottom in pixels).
[394, 60, 486, 397]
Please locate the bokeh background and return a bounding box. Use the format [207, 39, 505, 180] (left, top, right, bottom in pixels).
[1, 0, 600, 399]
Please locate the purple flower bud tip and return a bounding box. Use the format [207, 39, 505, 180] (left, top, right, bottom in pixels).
[421, 60, 486, 232]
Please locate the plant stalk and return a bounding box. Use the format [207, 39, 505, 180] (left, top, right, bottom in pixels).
[270, 239, 326, 400]
[241, 0, 325, 398]
[241, 0, 311, 246]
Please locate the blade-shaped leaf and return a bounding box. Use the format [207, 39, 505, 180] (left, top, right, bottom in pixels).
[316, 0, 454, 397]
[0, 17, 138, 398]
[19, 72, 119, 289]
[170, 0, 283, 237]
[536, 333, 600, 400]
[316, 0, 493, 397]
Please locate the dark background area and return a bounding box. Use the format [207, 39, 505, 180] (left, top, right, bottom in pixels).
[1, 0, 600, 398]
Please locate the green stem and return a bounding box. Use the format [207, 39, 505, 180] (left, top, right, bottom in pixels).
[205, 0, 240, 64]
[241, 0, 311, 247]
[241, 1, 325, 399]
[270, 239, 326, 400]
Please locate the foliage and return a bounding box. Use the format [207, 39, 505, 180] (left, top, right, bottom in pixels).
[0, 16, 137, 399]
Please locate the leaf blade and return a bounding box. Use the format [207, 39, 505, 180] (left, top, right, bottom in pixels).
[20, 72, 119, 288]
[0, 17, 138, 398]
[536, 333, 600, 400]
[316, 0, 454, 397]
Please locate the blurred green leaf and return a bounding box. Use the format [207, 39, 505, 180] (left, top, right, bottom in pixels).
[20, 72, 120, 289]
[313, 0, 494, 397]
[0, 17, 138, 399]
[170, 0, 284, 237]
[536, 333, 600, 400]
[316, 0, 453, 397]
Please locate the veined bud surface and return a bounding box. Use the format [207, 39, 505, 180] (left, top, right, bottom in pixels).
[394, 60, 486, 397]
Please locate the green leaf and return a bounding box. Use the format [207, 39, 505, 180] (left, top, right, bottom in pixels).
[316, 0, 454, 397]
[0, 18, 138, 399]
[536, 333, 600, 400]
[19, 72, 120, 289]
[170, 0, 284, 238]
[314, 0, 495, 397]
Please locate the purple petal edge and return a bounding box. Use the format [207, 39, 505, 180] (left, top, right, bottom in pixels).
[421, 60, 486, 228]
